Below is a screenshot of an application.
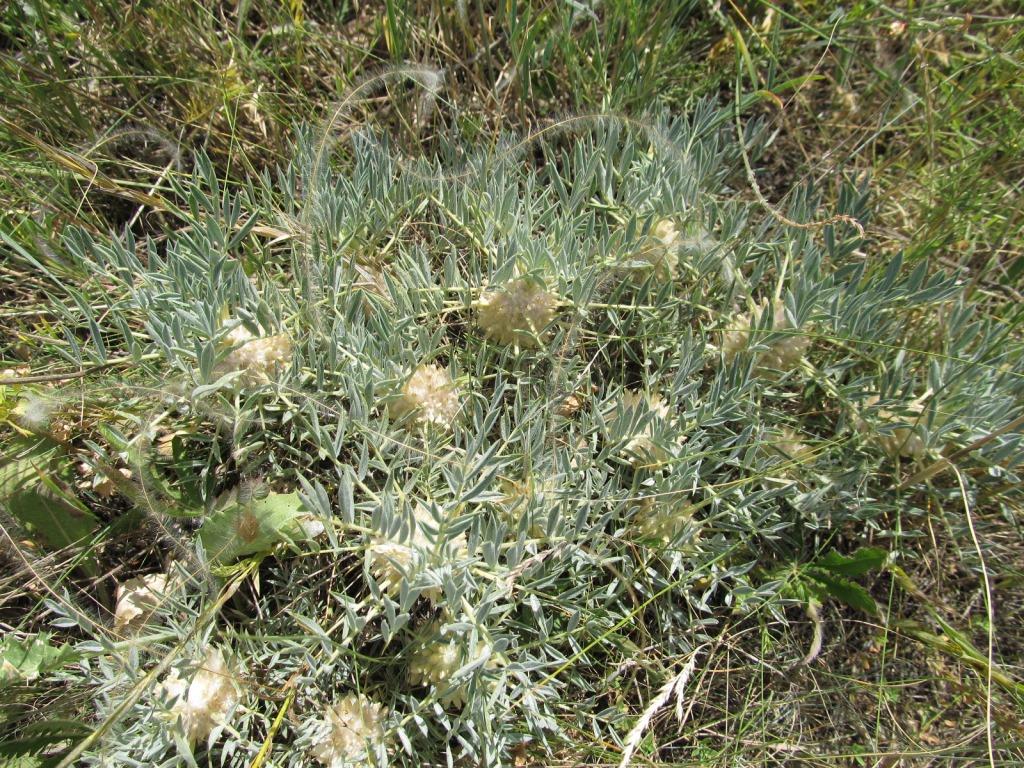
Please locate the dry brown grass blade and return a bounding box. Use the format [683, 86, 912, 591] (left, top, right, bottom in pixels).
[0, 115, 171, 212]
[897, 412, 1024, 491]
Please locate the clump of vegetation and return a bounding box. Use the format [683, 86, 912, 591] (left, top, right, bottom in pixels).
[2, 2, 1022, 767]
[3, 101, 1020, 766]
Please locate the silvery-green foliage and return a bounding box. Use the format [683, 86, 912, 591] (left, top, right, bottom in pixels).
[32, 101, 1023, 767]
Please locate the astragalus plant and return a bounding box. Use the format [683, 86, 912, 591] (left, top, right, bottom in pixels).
[3, 101, 1022, 767]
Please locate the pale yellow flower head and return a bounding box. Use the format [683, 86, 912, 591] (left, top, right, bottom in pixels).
[158, 647, 242, 744]
[721, 299, 810, 372]
[474, 278, 558, 348]
[407, 622, 498, 708]
[217, 325, 293, 385]
[756, 427, 817, 485]
[114, 572, 172, 633]
[497, 474, 558, 537]
[310, 693, 387, 768]
[389, 364, 461, 429]
[366, 503, 467, 603]
[857, 395, 928, 459]
[632, 218, 681, 280]
[605, 389, 673, 467]
[632, 496, 702, 548]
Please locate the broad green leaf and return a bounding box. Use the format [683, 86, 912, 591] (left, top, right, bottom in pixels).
[808, 570, 878, 616]
[198, 489, 320, 564]
[0, 440, 99, 553]
[814, 547, 889, 578]
[0, 634, 80, 687]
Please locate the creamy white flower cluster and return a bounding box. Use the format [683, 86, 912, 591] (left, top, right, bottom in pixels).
[751, 426, 818, 488]
[12, 393, 58, 435]
[389, 364, 462, 429]
[858, 395, 928, 459]
[760, 426, 815, 471]
[632, 218, 681, 281]
[157, 647, 242, 745]
[12, 393, 73, 442]
[497, 474, 558, 537]
[310, 693, 388, 768]
[605, 389, 674, 467]
[366, 502, 467, 602]
[474, 277, 559, 348]
[407, 621, 499, 708]
[770, 427, 813, 462]
[632, 496, 702, 548]
[626, 217, 740, 287]
[113, 572, 171, 633]
[217, 325, 293, 385]
[721, 299, 810, 372]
